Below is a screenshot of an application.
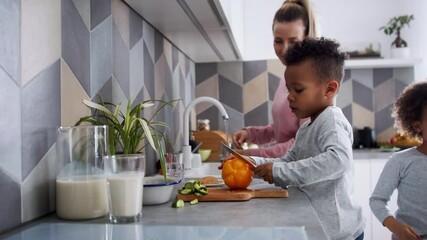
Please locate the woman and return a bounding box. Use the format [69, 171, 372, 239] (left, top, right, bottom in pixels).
[232, 0, 317, 158]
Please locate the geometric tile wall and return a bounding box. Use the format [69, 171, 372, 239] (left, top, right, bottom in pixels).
[196, 60, 416, 143]
[0, 0, 195, 233]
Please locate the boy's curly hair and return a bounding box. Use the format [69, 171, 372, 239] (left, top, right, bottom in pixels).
[392, 81, 427, 140]
[285, 37, 347, 84]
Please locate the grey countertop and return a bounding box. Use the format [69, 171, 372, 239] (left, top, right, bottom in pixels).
[2, 179, 329, 240]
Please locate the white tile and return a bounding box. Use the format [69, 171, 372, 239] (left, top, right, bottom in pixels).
[22, 145, 59, 222]
[195, 74, 219, 115]
[163, 40, 173, 73]
[21, 0, 60, 86]
[61, 60, 91, 127]
[336, 80, 353, 109]
[352, 103, 375, 129]
[154, 54, 166, 99]
[111, 75, 128, 116]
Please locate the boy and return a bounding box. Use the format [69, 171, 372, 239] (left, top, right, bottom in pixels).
[249, 38, 365, 240]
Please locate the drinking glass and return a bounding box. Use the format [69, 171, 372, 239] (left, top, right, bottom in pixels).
[104, 154, 145, 223]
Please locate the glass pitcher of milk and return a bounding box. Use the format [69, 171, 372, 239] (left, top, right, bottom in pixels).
[55, 125, 109, 220]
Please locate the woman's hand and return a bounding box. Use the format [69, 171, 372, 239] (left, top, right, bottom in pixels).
[232, 130, 249, 149]
[254, 163, 274, 184]
[384, 216, 421, 240]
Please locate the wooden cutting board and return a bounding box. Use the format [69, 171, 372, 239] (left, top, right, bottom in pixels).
[177, 188, 288, 202]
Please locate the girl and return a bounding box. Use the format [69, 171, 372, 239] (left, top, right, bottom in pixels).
[370, 81, 427, 240]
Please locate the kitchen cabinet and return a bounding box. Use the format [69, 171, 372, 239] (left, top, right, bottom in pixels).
[353, 155, 398, 240]
[124, 0, 241, 62]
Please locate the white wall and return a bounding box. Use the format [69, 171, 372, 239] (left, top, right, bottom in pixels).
[238, 0, 427, 81]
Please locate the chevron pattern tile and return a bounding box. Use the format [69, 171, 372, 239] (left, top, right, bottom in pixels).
[196, 60, 415, 142]
[0, 0, 195, 233]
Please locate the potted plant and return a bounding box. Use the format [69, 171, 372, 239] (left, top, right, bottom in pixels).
[76, 96, 179, 181]
[379, 14, 414, 58]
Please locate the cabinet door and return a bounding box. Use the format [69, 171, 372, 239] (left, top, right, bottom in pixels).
[371, 159, 398, 240]
[353, 159, 372, 240]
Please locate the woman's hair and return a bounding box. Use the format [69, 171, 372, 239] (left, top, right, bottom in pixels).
[273, 0, 317, 38]
[392, 81, 427, 140]
[285, 37, 347, 84]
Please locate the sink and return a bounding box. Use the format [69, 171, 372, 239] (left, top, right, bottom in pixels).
[184, 162, 222, 179]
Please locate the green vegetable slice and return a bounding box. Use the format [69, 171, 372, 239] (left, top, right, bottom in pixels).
[190, 199, 198, 205]
[171, 199, 185, 208]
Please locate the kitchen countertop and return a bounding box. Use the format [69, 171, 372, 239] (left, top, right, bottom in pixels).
[353, 148, 396, 159]
[2, 179, 329, 240]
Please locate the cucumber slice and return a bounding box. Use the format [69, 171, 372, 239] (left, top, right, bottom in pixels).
[184, 182, 194, 190]
[190, 199, 198, 205]
[171, 199, 185, 208]
[198, 189, 208, 195]
[180, 188, 192, 195]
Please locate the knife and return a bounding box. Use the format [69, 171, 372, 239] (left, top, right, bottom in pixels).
[221, 142, 256, 170]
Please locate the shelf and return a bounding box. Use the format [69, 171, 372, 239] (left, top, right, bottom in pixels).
[345, 58, 422, 69]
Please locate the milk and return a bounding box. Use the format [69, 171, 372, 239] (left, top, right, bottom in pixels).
[107, 173, 144, 217]
[56, 176, 108, 220]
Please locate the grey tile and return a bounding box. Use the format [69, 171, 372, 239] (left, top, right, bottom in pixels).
[198, 106, 220, 131]
[244, 102, 269, 127]
[179, 67, 186, 104]
[351, 69, 373, 89]
[375, 104, 394, 134]
[342, 104, 353, 126]
[0, 68, 21, 180]
[243, 60, 267, 84]
[154, 28, 164, 63]
[113, 20, 130, 98]
[393, 67, 415, 85]
[343, 69, 351, 82]
[218, 61, 243, 86]
[160, 54, 173, 100]
[144, 42, 155, 99]
[352, 80, 373, 111]
[142, 21, 155, 64]
[196, 63, 217, 85]
[185, 57, 191, 76]
[130, 87, 144, 109]
[0, 0, 20, 84]
[129, 38, 144, 100]
[373, 68, 393, 87]
[219, 75, 242, 112]
[0, 168, 21, 233]
[129, 7, 142, 49]
[62, 0, 90, 95]
[395, 79, 408, 98]
[90, 0, 111, 30]
[90, 16, 112, 98]
[268, 73, 281, 101]
[94, 76, 112, 105]
[172, 45, 179, 70]
[218, 105, 244, 136]
[72, 0, 90, 30]
[22, 60, 61, 179]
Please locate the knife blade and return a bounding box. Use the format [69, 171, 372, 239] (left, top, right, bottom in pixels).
[221, 142, 256, 170]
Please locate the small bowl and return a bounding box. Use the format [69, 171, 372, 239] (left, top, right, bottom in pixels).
[198, 149, 212, 161]
[143, 175, 181, 205]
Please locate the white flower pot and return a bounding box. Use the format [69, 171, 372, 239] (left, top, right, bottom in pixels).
[391, 47, 410, 58]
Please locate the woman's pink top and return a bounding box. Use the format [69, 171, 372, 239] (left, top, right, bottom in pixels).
[244, 78, 306, 158]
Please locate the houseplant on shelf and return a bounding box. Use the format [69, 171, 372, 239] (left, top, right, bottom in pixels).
[379, 14, 414, 58]
[76, 96, 179, 181]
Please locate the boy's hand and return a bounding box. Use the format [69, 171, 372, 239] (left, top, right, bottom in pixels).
[217, 154, 234, 170]
[254, 163, 274, 184]
[384, 216, 421, 240]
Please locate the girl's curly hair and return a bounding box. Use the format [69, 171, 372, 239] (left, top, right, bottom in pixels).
[392, 81, 427, 140]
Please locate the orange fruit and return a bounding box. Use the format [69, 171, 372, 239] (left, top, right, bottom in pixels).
[221, 157, 253, 189]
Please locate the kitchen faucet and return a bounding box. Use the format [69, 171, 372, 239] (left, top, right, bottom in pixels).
[182, 96, 229, 170]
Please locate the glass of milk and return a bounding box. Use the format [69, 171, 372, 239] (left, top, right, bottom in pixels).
[104, 154, 145, 223]
[56, 125, 109, 220]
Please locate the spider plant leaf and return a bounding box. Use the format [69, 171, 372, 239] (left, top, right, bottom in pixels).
[137, 118, 156, 151]
[82, 99, 113, 116]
